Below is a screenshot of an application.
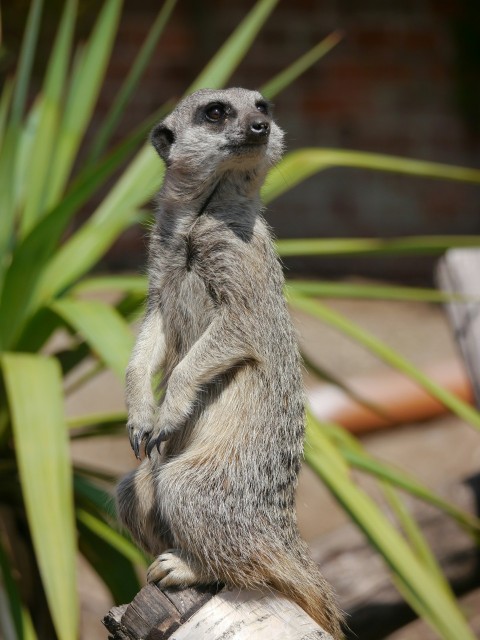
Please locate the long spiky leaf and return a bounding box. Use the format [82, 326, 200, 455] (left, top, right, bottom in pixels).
[11, 0, 43, 125]
[21, 0, 77, 236]
[305, 412, 476, 640]
[263, 148, 480, 203]
[287, 279, 477, 303]
[187, 0, 279, 92]
[261, 31, 343, 99]
[87, 0, 177, 164]
[277, 236, 480, 257]
[1, 353, 78, 640]
[289, 291, 480, 430]
[45, 0, 122, 207]
[0, 0, 42, 286]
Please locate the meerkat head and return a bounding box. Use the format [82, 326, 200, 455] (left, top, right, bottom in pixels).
[150, 88, 284, 180]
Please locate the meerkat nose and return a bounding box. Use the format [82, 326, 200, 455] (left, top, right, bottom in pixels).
[246, 118, 270, 144]
[250, 120, 270, 135]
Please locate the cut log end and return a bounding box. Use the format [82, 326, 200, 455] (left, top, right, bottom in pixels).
[103, 582, 222, 640]
[103, 583, 335, 640]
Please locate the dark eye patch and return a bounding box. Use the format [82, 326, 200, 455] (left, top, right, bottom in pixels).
[204, 102, 227, 123]
[255, 100, 271, 115]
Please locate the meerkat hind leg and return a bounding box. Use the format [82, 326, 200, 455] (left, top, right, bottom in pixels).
[147, 549, 214, 588]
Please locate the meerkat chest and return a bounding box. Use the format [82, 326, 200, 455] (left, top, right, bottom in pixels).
[152, 231, 217, 356]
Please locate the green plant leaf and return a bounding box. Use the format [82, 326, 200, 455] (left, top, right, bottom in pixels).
[68, 411, 128, 430]
[0, 0, 43, 271]
[13, 307, 63, 354]
[87, 0, 177, 164]
[69, 411, 126, 439]
[45, 0, 122, 207]
[14, 98, 42, 215]
[0, 78, 13, 149]
[71, 422, 126, 439]
[0, 111, 162, 350]
[261, 31, 342, 99]
[187, 0, 279, 93]
[287, 279, 475, 303]
[304, 353, 393, 423]
[77, 516, 142, 605]
[1, 353, 78, 640]
[68, 411, 127, 440]
[77, 509, 147, 566]
[10, 0, 43, 126]
[262, 148, 480, 203]
[277, 236, 480, 257]
[74, 476, 143, 603]
[382, 484, 454, 596]
[0, 124, 21, 288]
[50, 298, 134, 379]
[74, 473, 116, 521]
[71, 275, 148, 297]
[322, 423, 480, 539]
[35, 145, 162, 304]
[0, 539, 38, 640]
[289, 291, 480, 430]
[21, 0, 77, 236]
[305, 411, 476, 640]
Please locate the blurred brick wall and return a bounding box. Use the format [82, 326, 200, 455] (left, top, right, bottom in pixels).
[5, 0, 480, 280]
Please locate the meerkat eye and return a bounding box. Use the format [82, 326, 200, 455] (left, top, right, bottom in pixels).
[205, 103, 226, 123]
[255, 101, 269, 115]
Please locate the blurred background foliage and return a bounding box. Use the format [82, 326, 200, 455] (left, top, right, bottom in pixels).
[0, 1, 480, 639]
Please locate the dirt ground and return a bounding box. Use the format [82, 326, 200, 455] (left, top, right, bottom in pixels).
[69, 294, 480, 639]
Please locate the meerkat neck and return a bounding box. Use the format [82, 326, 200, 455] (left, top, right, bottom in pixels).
[158, 169, 264, 224]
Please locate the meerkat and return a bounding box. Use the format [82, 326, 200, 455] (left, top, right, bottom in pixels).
[116, 87, 344, 638]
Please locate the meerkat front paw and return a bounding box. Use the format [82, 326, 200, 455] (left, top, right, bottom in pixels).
[127, 418, 154, 460]
[147, 549, 203, 588]
[141, 404, 176, 457]
[144, 391, 194, 456]
[127, 402, 182, 459]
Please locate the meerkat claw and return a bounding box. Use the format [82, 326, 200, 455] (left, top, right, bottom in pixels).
[145, 436, 157, 458]
[157, 429, 170, 442]
[132, 433, 142, 460]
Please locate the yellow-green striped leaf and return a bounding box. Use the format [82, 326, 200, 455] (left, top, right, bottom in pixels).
[51, 298, 134, 379]
[263, 148, 480, 203]
[289, 291, 480, 430]
[87, 0, 176, 164]
[261, 31, 342, 99]
[287, 279, 476, 302]
[46, 0, 122, 207]
[0, 539, 38, 640]
[21, 0, 77, 235]
[187, 0, 278, 93]
[277, 236, 480, 257]
[1, 353, 78, 640]
[306, 412, 476, 640]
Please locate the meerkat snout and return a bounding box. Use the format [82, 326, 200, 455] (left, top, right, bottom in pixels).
[245, 115, 270, 143]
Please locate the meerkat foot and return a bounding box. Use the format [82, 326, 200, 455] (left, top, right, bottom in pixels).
[147, 549, 205, 588]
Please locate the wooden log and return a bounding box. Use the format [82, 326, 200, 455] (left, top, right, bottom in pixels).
[103, 583, 334, 639]
[436, 248, 480, 406]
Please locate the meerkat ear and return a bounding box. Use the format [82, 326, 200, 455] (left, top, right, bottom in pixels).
[150, 123, 175, 162]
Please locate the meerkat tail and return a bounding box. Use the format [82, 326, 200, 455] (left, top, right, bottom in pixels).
[262, 550, 344, 639]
